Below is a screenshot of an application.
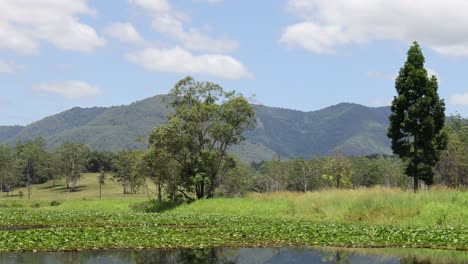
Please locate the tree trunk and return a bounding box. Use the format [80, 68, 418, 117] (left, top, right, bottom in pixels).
[303, 173, 307, 192]
[144, 179, 151, 201]
[71, 161, 75, 191]
[207, 170, 219, 199]
[72, 179, 77, 192]
[0, 172, 3, 198]
[413, 174, 419, 193]
[196, 181, 205, 199]
[413, 133, 419, 192]
[157, 182, 162, 202]
[28, 182, 31, 199]
[99, 182, 102, 199]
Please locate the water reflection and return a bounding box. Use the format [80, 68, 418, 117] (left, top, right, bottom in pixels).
[0, 247, 466, 264]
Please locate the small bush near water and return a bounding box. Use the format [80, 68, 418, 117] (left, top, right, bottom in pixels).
[130, 200, 183, 213]
[49, 200, 61, 206]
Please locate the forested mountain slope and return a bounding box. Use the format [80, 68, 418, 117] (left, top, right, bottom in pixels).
[0, 95, 393, 160]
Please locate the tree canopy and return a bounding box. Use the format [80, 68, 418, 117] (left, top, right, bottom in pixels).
[387, 41, 447, 191]
[149, 77, 255, 200]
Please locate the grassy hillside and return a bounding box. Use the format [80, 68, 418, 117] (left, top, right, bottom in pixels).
[0, 95, 393, 160]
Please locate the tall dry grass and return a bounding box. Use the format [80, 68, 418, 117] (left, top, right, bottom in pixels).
[173, 187, 468, 226]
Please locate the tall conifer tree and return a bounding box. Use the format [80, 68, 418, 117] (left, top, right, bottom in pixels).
[388, 42, 447, 191]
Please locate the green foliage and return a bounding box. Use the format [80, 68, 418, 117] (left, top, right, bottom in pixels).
[0, 187, 467, 251]
[171, 189, 468, 227]
[253, 154, 405, 192]
[388, 42, 447, 190]
[217, 160, 254, 197]
[55, 142, 90, 191]
[248, 103, 392, 158]
[150, 77, 255, 199]
[0, 205, 466, 252]
[49, 200, 61, 206]
[98, 171, 106, 185]
[322, 150, 353, 189]
[0, 144, 18, 196]
[15, 139, 52, 199]
[113, 150, 143, 194]
[139, 146, 180, 202]
[86, 150, 116, 173]
[435, 115, 468, 187]
[351, 156, 407, 188]
[255, 155, 291, 192]
[130, 200, 183, 213]
[0, 126, 23, 142]
[0, 96, 395, 161]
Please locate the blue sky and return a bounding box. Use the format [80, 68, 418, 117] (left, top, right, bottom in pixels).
[1, 0, 467, 126]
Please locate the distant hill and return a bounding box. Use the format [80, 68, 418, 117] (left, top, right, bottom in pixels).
[247, 103, 391, 157]
[0, 95, 393, 161]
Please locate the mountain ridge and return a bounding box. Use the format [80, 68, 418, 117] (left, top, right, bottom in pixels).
[0, 95, 393, 161]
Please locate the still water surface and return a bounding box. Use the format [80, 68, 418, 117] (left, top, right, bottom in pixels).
[0, 247, 466, 264]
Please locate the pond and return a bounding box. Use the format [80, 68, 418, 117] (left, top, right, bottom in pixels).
[0, 247, 466, 264]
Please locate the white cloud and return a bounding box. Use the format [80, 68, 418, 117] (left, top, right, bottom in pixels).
[105, 22, 145, 45]
[0, 0, 105, 54]
[34, 80, 101, 99]
[127, 0, 249, 79]
[367, 71, 396, 81]
[131, 0, 237, 52]
[129, 0, 171, 13]
[282, 0, 468, 57]
[450, 93, 468, 105]
[126, 47, 251, 79]
[0, 60, 22, 74]
[281, 22, 352, 54]
[152, 15, 237, 52]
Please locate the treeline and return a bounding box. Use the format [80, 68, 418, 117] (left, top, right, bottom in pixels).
[236, 153, 407, 194]
[0, 117, 466, 200]
[0, 139, 146, 198]
[218, 116, 467, 196]
[0, 116, 468, 200]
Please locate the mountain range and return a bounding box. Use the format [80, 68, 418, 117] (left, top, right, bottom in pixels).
[0, 95, 392, 161]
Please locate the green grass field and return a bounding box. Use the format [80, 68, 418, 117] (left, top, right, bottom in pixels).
[0, 173, 153, 211]
[173, 188, 468, 227]
[0, 174, 467, 252]
[1, 174, 467, 227]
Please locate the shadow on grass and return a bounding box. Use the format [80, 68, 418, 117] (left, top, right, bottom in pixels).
[39, 185, 64, 190]
[130, 200, 184, 213]
[49, 185, 86, 193]
[0, 193, 20, 198]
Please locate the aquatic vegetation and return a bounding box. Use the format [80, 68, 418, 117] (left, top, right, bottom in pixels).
[0, 209, 466, 252]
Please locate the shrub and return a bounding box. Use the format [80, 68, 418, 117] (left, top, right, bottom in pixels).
[130, 200, 183, 213]
[49, 200, 61, 206]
